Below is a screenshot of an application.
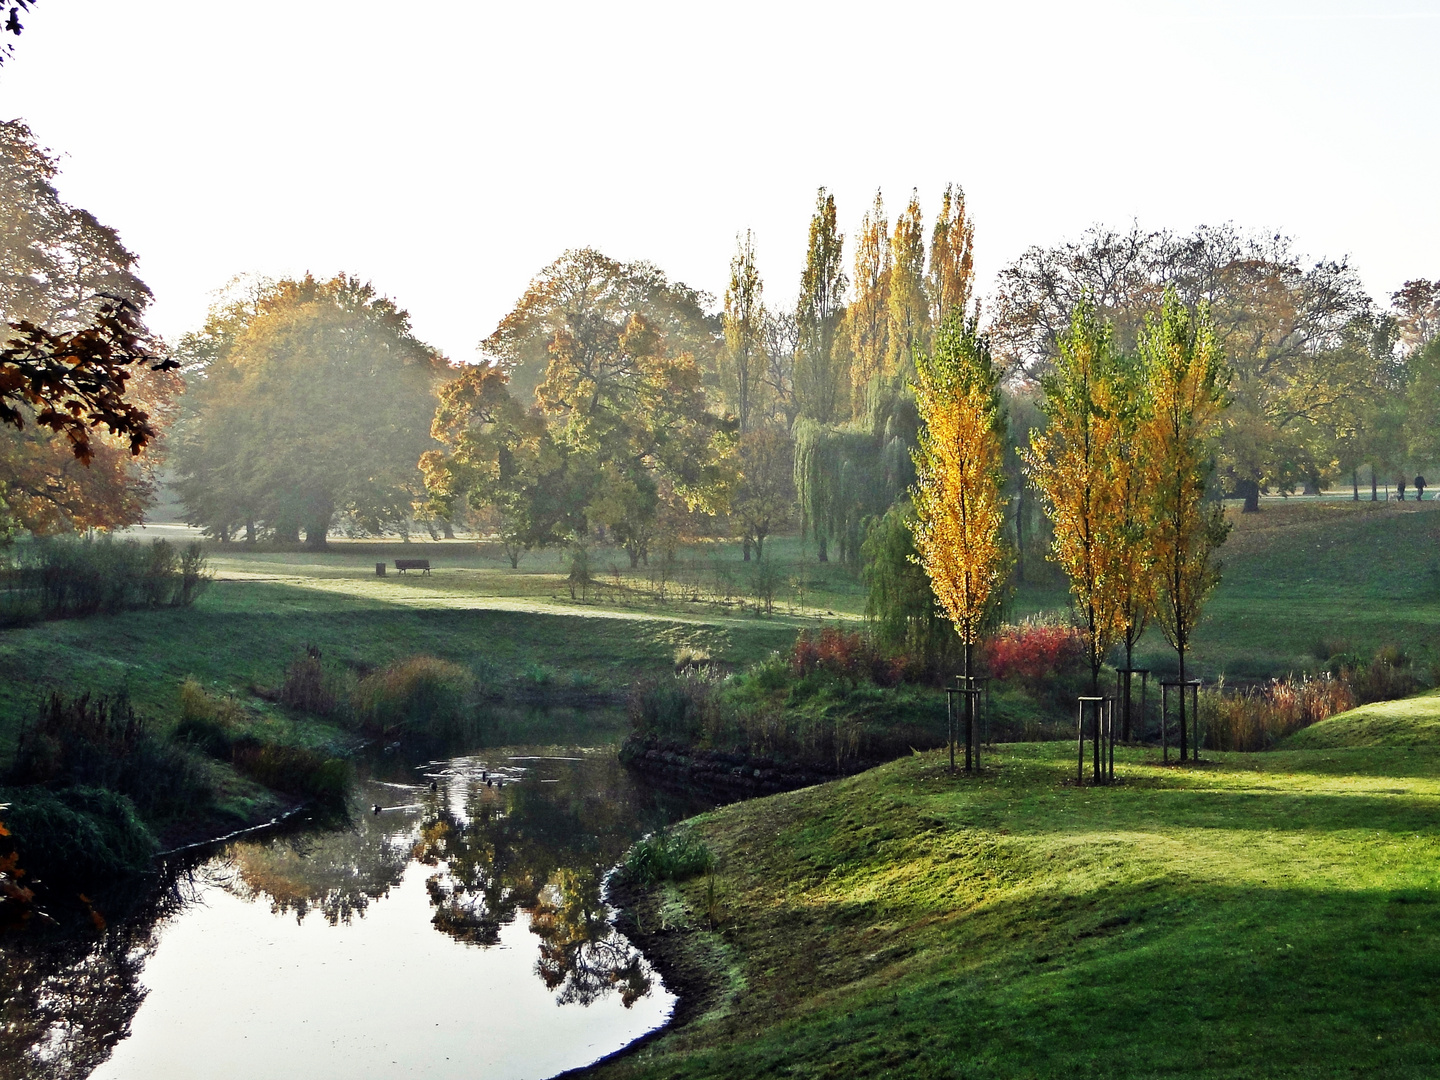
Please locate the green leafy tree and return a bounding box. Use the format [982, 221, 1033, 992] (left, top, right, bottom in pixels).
[862, 500, 954, 673]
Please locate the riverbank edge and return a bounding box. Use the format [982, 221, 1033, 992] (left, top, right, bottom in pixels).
[555, 868, 736, 1080]
[617, 732, 890, 798]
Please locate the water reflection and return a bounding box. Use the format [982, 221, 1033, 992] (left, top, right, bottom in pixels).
[2, 739, 709, 1080]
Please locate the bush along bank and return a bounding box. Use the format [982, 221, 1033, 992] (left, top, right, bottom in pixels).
[620, 624, 1106, 796]
[1, 683, 354, 919]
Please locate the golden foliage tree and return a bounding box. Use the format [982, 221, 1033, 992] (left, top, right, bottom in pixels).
[909, 314, 1010, 686]
[1141, 290, 1231, 759]
[1025, 300, 1129, 693]
[928, 182, 975, 330]
[847, 189, 891, 415]
[886, 190, 928, 376]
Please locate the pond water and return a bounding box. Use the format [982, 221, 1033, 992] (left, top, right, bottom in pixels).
[5, 732, 708, 1080]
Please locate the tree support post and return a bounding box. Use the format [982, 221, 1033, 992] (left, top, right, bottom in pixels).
[1161, 679, 1202, 762]
[1077, 696, 1105, 786]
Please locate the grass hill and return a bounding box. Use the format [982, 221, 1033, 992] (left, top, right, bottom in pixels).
[597, 692, 1440, 1078]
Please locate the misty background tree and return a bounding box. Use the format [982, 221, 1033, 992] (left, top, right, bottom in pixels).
[173, 274, 451, 547]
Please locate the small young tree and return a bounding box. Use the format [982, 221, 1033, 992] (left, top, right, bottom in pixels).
[1025, 300, 1126, 695]
[1141, 291, 1231, 760]
[909, 314, 1010, 722]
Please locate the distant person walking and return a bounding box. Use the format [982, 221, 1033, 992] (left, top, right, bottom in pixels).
[1417, 476, 1428, 502]
[1398, 477, 1407, 501]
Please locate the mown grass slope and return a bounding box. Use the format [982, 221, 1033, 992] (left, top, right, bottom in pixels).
[601, 695, 1440, 1079]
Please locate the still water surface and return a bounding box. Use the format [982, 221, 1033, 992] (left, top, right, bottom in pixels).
[19, 736, 704, 1079]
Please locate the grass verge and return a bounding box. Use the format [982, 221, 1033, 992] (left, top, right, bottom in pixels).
[596, 694, 1440, 1079]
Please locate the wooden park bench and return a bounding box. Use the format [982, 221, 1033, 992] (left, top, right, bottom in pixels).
[393, 558, 431, 576]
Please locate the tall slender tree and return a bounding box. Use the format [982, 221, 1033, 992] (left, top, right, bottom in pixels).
[887, 190, 928, 376]
[848, 189, 891, 414]
[1141, 291, 1231, 760]
[1107, 351, 1157, 739]
[1025, 301, 1126, 695]
[795, 189, 848, 423]
[929, 183, 975, 331]
[723, 231, 763, 432]
[910, 314, 1010, 698]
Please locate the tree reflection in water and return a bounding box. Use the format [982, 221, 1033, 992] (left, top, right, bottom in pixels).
[0, 745, 705, 1078]
[410, 752, 677, 1006]
[0, 868, 196, 1080]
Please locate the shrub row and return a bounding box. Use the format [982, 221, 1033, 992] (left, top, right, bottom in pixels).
[0, 536, 209, 623]
[8, 691, 215, 820]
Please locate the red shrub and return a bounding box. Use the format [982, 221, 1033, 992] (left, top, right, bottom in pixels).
[983, 622, 1086, 688]
[790, 628, 905, 686]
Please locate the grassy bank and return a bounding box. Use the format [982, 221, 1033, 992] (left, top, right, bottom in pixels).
[597, 694, 1440, 1079]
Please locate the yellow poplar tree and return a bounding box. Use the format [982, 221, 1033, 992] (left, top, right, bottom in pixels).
[848, 189, 891, 415]
[928, 182, 975, 331]
[1141, 290, 1231, 760]
[886, 190, 928, 377]
[910, 313, 1010, 690]
[1025, 300, 1127, 694]
[1108, 351, 1158, 738]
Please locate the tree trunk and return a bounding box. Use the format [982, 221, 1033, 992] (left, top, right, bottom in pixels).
[755, 534, 765, 561]
[1117, 642, 1128, 743]
[442, 520, 455, 540]
[245, 519, 257, 544]
[304, 517, 330, 550]
[1372, 470, 1378, 502]
[1178, 645, 1188, 762]
[1352, 468, 1359, 501]
[1238, 477, 1261, 513]
[816, 534, 828, 563]
[963, 642, 973, 773]
[1015, 483, 1025, 584]
[742, 537, 752, 562]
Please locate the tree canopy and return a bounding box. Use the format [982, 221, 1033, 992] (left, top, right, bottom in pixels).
[173, 274, 451, 547]
[0, 120, 176, 537]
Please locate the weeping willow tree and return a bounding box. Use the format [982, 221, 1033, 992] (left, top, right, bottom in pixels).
[909, 314, 1010, 686]
[794, 379, 918, 564]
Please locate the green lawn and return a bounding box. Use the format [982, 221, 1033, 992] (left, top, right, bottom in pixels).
[598, 693, 1440, 1079]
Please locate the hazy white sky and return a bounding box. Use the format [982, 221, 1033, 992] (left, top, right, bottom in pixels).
[3, 0, 1438, 361]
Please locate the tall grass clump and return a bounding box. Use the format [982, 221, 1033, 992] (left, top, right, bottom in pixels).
[622, 829, 715, 886]
[279, 646, 347, 716]
[1200, 673, 1356, 751]
[353, 656, 476, 735]
[7, 691, 214, 820]
[1, 536, 210, 622]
